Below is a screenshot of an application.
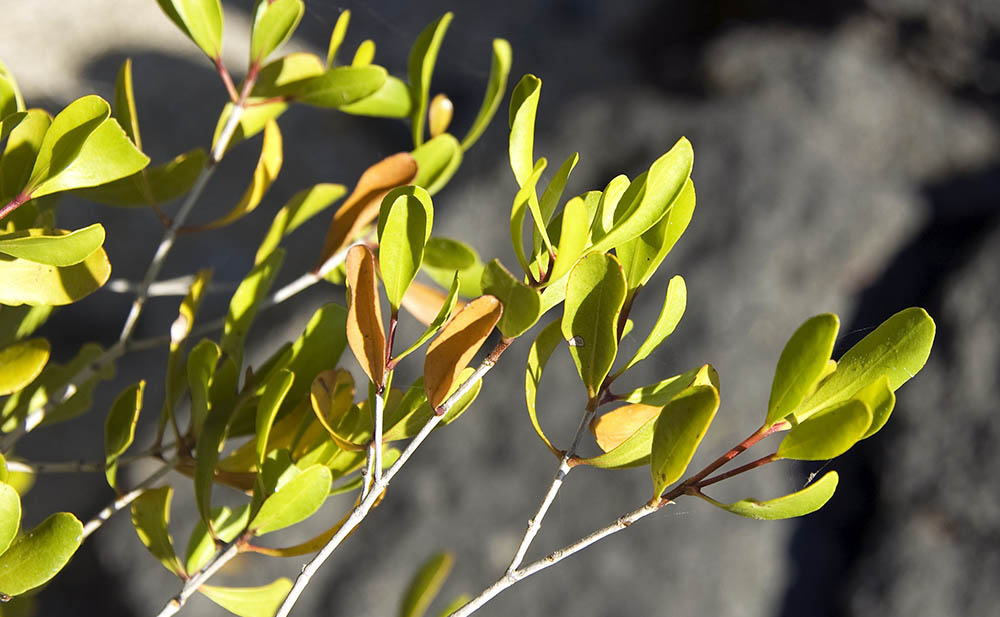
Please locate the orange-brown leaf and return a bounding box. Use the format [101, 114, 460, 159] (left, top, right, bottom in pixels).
[590, 403, 661, 452]
[401, 279, 466, 327]
[346, 245, 386, 387]
[424, 295, 502, 409]
[317, 152, 418, 270]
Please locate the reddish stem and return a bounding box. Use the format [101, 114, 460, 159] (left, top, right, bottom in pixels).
[686, 423, 784, 486]
[696, 452, 779, 489]
[0, 192, 31, 222]
[215, 57, 239, 102]
[385, 312, 398, 369]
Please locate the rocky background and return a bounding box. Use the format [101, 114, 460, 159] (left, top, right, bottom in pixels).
[1, 0, 998, 616]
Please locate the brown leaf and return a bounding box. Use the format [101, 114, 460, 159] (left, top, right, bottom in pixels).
[424, 295, 502, 409]
[309, 369, 365, 451]
[316, 152, 418, 270]
[590, 403, 661, 452]
[401, 279, 467, 327]
[346, 245, 387, 387]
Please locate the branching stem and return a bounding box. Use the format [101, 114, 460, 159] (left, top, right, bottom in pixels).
[81, 458, 177, 540]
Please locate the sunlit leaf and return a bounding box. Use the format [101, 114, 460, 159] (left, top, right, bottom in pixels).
[508, 158, 548, 274]
[184, 505, 249, 574]
[777, 399, 871, 461]
[853, 376, 895, 439]
[428, 94, 453, 138]
[411, 133, 462, 196]
[424, 295, 501, 408]
[619, 365, 718, 406]
[310, 369, 364, 452]
[201, 120, 282, 230]
[383, 368, 482, 441]
[130, 486, 185, 576]
[480, 259, 540, 338]
[592, 175, 630, 241]
[250, 464, 330, 535]
[251, 0, 304, 63]
[396, 273, 460, 361]
[0, 223, 104, 266]
[113, 58, 141, 149]
[792, 307, 935, 422]
[0, 512, 82, 597]
[0, 60, 25, 121]
[591, 403, 660, 453]
[0, 483, 19, 556]
[0, 338, 49, 396]
[700, 471, 839, 520]
[617, 179, 695, 290]
[317, 152, 418, 268]
[0, 305, 52, 350]
[408, 13, 453, 146]
[221, 249, 284, 369]
[252, 53, 325, 98]
[76, 148, 207, 207]
[256, 183, 346, 265]
[378, 186, 434, 311]
[650, 385, 719, 497]
[461, 38, 512, 150]
[193, 357, 236, 530]
[281, 65, 387, 108]
[615, 275, 686, 378]
[256, 369, 294, 468]
[1, 111, 49, 204]
[508, 74, 541, 187]
[104, 381, 144, 490]
[345, 245, 386, 387]
[326, 10, 350, 67]
[155, 0, 224, 59]
[400, 552, 454, 617]
[765, 313, 840, 427]
[352, 39, 376, 66]
[562, 253, 627, 400]
[200, 579, 293, 617]
[0, 238, 110, 306]
[546, 195, 589, 284]
[339, 75, 412, 118]
[524, 320, 563, 456]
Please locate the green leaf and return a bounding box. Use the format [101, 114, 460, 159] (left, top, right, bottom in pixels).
[186, 338, 221, 437]
[378, 186, 434, 311]
[561, 253, 627, 400]
[765, 313, 840, 427]
[76, 148, 207, 207]
[0, 338, 49, 396]
[351, 39, 376, 66]
[461, 38, 512, 151]
[394, 272, 460, 363]
[250, 464, 331, 535]
[792, 307, 935, 422]
[411, 133, 462, 196]
[508, 74, 541, 187]
[620, 365, 717, 406]
[777, 399, 872, 461]
[193, 361, 233, 531]
[538, 152, 579, 228]
[256, 184, 346, 265]
[0, 61, 25, 122]
[282, 65, 387, 108]
[408, 13, 453, 147]
[340, 75, 412, 118]
[112, 58, 141, 149]
[854, 376, 895, 439]
[508, 158, 549, 274]
[253, 53, 325, 98]
[0, 223, 104, 266]
[546, 195, 589, 284]
[202, 120, 283, 230]
[617, 179, 695, 291]
[276, 303, 348, 418]
[256, 369, 294, 468]
[480, 259, 541, 338]
[614, 275, 686, 378]
[221, 249, 284, 369]
[0, 240, 111, 306]
[383, 367, 482, 441]
[589, 138, 693, 255]
[400, 552, 454, 617]
[155, 0, 224, 59]
[592, 175, 630, 241]
[28, 96, 150, 199]
[184, 505, 249, 574]
[213, 102, 287, 156]
[1, 111, 50, 203]
[650, 385, 719, 497]
[104, 381, 144, 490]
[200, 579, 293, 617]
[524, 319, 563, 456]
[0, 482, 20, 556]
[130, 486, 185, 576]
[423, 237, 477, 271]
[701, 471, 840, 520]
[0, 512, 82, 597]
[326, 10, 350, 67]
[251, 0, 304, 63]
[0, 305, 52, 349]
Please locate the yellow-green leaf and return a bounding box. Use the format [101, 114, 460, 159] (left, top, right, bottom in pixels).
[424, 295, 501, 409]
[561, 253, 627, 400]
[700, 471, 839, 520]
[200, 579, 293, 617]
[480, 259, 540, 338]
[130, 486, 185, 576]
[256, 369, 294, 468]
[76, 148, 207, 207]
[400, 552, 454, 617]
[777, 399, 872, 461]
[155, 0, 224, 59]
[854, 376, 895, 439]
[0, 224, 104, 266]
[617, 179, 695, 291]
[326, 10, 350, 67]
[352, 39, 376, 66]
[395, 272, 461, 362]
[400, 278, 465, 328]
[0, 338, 49, 396]
[221, 249, 284, 369]
[620, 365, 718, 406]
[201, 120, 282, 230]
[104, 381, 144, 490]
[0, 512, 82, 597]
[378, 185, 434, 311]
[591, 403, 661, 453]
[383, 368, 482, 441]
[184, 505, 249, 574]
[1, 111, 50, 203]
[0, 60, 25, 122]
[546, 195, 589, 284]
[792, 307, 935, 422]
[765, 313, 840, 427]
[508, 158, 549, 274]
[251, 0, 304, 63]
[112, 58, 141, 149]
[250, 464, 330, 535]
[256, 183, 346, 265]
[411, 133, 462, 196]
[0, 482, 20, 556]
[525, 320, 564, 457]
[408, 13, 453, 147]
[0, 242, 111, 306]
[461, 38, 512, 151]
[339, 75, 412, 118]
[615, 275, 686, 378]
[650, 385, 719, 497]
[345, 245, 386, 387]
[508, 74, 541, 187]
[282, 65, 387, 108]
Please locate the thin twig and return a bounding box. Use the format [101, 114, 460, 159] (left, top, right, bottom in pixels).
[448, 501, 664, 617]
[505, 399, 599, 574]
[372, 389, 385, 484]
[106, 276, 237, 297]
[154, 538, 243, 617]
[273, 338, 513, 617]
[81, 458, 176, 540]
